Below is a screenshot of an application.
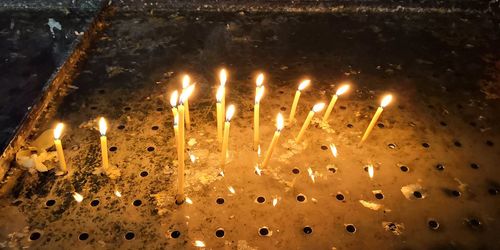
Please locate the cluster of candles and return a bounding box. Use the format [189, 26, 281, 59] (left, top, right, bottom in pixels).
[50, 69, 393, 204]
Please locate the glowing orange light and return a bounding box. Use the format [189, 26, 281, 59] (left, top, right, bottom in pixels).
[336, 84, 350, 96]
[98, 117, 107, 136]
[219, 69, 227, 86]
[298, 79, 310, 91]
[381, 94, 393, 108]
[53, 123, 64, 140]
[312, 103, 325, 112]
[170, 90, 178, 107]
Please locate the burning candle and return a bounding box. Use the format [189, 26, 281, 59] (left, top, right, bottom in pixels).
[53, 123, 67, 173]
[295, 103, 325, 142]
[360, 94, 393, 143]
[216, 86, 224, 143]
[322, 84, 350, 123]
[170, 90, 179, 118]
[98, 117, 109, 172]
[220, 105, 235, 169]
[176, 93, 187, 204]
[367, 165, 374, 179]
[289, 80, 310, 123]
[181, 75, 194, 130]
[261, 113, 284, 168]
[254, 86, 265, 150]
[219, 69, 227, 119]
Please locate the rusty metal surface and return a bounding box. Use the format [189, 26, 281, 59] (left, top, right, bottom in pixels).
[0, 10, 499, 249]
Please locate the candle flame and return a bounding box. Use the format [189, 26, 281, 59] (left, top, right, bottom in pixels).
[255, 86, 265, 103]
[190, 154, 196, 163]
[170, 90, 178, 107]
[194, 240, 205, 247]
[298, 79, 310, 91]
[312, 103, 326, 112]
[72, 192, 83, 202]
[257, 145, 261, 157]
[179, 85, 195, 104]
[308, 167, 315, 183]
[256, 73, 264, 87]
[53, 123, 64, 140]
[272, 197, 278, 206]
[98, 117, 107, 136]
[225, 105, 235, 121]
[276, 113, 284, 131]
[368, 165, 374, 179]
[182, 75, 190, 89]
[114, 190, 122, 197]
[255, 165, 262, 176]
[219, 69, 227, 86]
[185, 197, 193, 204]
[219, 170, 225, 177]
[380, 94, 393, 108]
[336, 84, 350, 96]
[216, 86, 224, 102]
[329, 143, 338, 158]
[228, 186, 236, 194]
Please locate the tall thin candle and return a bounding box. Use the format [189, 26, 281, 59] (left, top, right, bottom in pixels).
[53, 123, 67, 173]
[216, 86, 224, 143]
[176, 94, 186, 204]
[221, 105, 235, 170]
[322, 84, 350, 123]
[289, 80, 310, 123]
[360, 95, 392, 143]
[261, 113, 284, 168]
[98, 117, 109, 172]
[295, 103, 325, 142]
[253, 86, 265, 150]
[182, 75, 193, 130]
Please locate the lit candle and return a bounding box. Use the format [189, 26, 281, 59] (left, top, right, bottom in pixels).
[170, 90, 178, 118]
[219, 69, 227, 119]
[176, 93, 186, 204]
[253, 86, 265, 150]
[261, 113, 284, 168]
[98, 117, 109, 172]
[53, 123, 67, 173]
[322, 84, 350, 123]
[295, 103, 325, 142]
[220, 105, 235, 169]
[360, 94, 393, 143]
[181, 75, 194, 130]
[216, 86, 224, 143]
[289, 80, 310, 123]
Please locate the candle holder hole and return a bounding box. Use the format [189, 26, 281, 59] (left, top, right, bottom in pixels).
[79, 233, 89, 241]
[470, 163, 479, 169]
[258, 227, 269, 236]
[296, 194, 306, 202]
[400, 165, 409, 172]
[280, 106, 287, 111]
[451, 190, 461, 197]
[156, 107, 163, 112]
[125, 232, 135, 240]
[90, 106, 97, 110]
[345, 224, 356, 233]
[147, 146, 155, 152]
[377, 123, 384, 128]
[388, 143, 396, 149]
[347, 123, 353, 128]
[45, 199, 56, 207]
[216, 197, 225, 204]
[375, 193, 384, 199]
[488, 188, 499, 195]
[321, 145, 328, 150]
[436, 164, 445, 171]
[486, 140, 494, 146]
[340, 105, 347, 110]
[292, 168, 300, 174]
[303, 226, 313, 234]
[422, 143, 430, 148]
[428, 220, 440, 230]
[140, 171, 149, 177]
[117, 124, 125, 130]
[454, 141, 462, 147]
[215, 228, 225, 238]
[413, 191, 423, 199]
[440, 121, 447, 127]
[109, 146, 117, 152]
[124, 107, 131, 111]
[90, 199, 100, 207]
[336, 193, 345, 201]
[328, 167, 337, 173]
[29, 232, 41, 241]
[256, 196, 266, 203]
[133, 200, 142, 206]
[171, 231, 181, 238]
[467, 218, 482, 229]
